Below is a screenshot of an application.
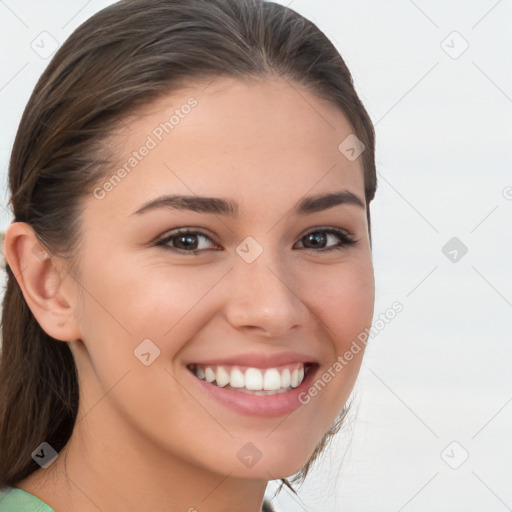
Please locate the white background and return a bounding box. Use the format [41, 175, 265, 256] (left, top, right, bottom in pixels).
[0, 1, 511, 511]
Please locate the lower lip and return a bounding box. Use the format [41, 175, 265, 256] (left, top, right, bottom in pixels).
[186, 364, 319, 418]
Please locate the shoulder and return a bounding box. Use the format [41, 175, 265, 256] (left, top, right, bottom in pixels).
[0, 487, 55, 512]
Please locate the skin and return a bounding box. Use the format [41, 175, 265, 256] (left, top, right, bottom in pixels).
[4, 76, 375, 512]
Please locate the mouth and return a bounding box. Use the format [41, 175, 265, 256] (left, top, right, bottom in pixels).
[186, 362, 316, 396]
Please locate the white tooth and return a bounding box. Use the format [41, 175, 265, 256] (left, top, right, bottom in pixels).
[245, 368, 263, 390]
[298, 366, 305, 384]
[281, 368, 291, 388]
[230, 368, 245, 388]
[290, 368, 299, 388]
[216, 366, 230, 387]
[196, 367, 205, 379]
[263, 368, 282, 391]
[205, 367, 216, 383]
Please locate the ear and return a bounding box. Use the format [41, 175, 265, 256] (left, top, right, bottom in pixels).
[3, 222, 82, 342]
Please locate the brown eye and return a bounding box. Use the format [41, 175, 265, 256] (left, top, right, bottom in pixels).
[156, 229, 218, 255]
[296, 228, 356, 252]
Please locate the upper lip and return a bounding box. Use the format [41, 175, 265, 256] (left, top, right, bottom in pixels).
[186, 351, 319, 369]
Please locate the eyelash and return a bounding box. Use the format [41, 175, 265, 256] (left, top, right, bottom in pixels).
[155, 227, 356, 255]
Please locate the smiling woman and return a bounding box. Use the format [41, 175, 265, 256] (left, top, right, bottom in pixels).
[0, 1, 377, 511]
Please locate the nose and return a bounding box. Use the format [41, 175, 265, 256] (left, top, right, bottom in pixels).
[223, 246, 310, 338]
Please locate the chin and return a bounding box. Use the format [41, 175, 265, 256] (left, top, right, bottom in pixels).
[212, 441, 315, 481]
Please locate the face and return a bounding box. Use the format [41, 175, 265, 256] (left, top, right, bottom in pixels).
[66, 76, 374, 479]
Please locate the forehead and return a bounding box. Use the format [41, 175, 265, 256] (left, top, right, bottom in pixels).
[90, 77, 365, 221]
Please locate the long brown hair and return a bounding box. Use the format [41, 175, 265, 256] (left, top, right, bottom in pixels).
[0, 0, 376, 496]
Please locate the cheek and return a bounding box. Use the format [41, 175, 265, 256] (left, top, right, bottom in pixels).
[282, 261, 373, 453]
[301, 256, 375, 347]
[117, 264, 229, 344]
[80, 259, 221, 342]
[300, 258, 374, 397]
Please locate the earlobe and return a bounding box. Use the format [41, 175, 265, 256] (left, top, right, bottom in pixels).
[3, 222, 82, 342]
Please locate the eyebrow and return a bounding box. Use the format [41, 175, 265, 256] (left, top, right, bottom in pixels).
[131, 190, 365, 217]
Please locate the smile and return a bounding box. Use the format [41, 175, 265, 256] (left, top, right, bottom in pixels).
[187, 362, 313, 395]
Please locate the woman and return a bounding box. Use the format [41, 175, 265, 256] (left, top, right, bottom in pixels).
[0, 0, 377, 510]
